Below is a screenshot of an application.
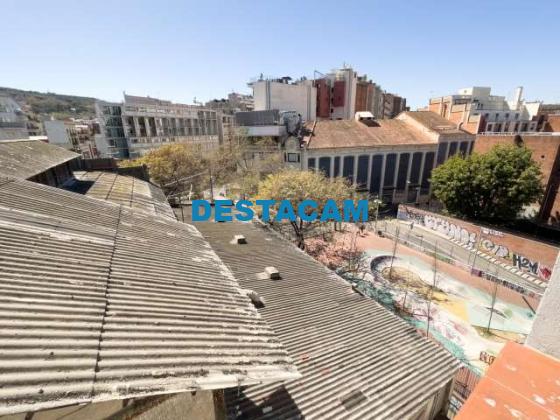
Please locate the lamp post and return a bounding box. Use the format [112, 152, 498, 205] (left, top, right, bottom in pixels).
[372, 196, 382, 232]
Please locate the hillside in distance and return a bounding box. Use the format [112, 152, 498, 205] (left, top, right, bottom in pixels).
[0, 86, 97, 120]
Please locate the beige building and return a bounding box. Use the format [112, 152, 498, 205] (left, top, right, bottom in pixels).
[300, 111, 474, 204]
[429, 86, 543, 134]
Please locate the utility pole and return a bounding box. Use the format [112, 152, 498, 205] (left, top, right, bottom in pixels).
[389, 225, 400, 280]
[470, 226, 484, 273]
[486, 270, 499, 334]
[209, 166, 215, 203]
[427, 241, 438, 338]
[179, 195, 184, 223]
[373, 197, 382, 232]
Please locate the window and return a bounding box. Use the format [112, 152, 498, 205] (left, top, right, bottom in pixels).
[515, 113, 519, 120]
[287, 153, 299, 163]
[487, 124, 493, 131]
[505, 113, 509, 119]
[495, 113, 499, 119]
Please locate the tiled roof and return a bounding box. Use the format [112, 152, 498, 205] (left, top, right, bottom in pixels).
[69, 171, 175, 219]
[400, 111, 466, 135]
[0, 139, 79, 179]
[456, 342, 560, 420]
[304, 119, 436, 150]
[195, 221, 461, 420]
[0, 179, 299, 415]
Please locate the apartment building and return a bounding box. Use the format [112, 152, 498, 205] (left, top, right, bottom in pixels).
[44, 119, 99, 158]
[95, 100, 128, 159]
[355, 76, 384, 119]
[429, 86, 542, 134]
[95, 94, 222, 159]
[382, 92, 408, 119]
[315, 67, 358, 120]
[252, 77, 317, 121]
[205, 91, 254, 114]
[0, 96, 29, 140]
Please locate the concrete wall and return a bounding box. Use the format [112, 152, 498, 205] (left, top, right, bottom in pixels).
[0, 391, 223, 420]
[44, 120, 72, 149]
[253, 81, 316, 121]
[397, 205, 559, 283]
[526, 253, 560, 359]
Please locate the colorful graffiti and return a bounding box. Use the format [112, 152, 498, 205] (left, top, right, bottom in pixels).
[397, 206, 553, 281]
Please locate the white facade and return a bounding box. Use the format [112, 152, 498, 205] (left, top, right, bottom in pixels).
[0, 96, 29, 140]
[252, 80, 316, 121]
[122, 95, 220, 158]
[326, 67, 357, 120]
[44, 120, 72, 149]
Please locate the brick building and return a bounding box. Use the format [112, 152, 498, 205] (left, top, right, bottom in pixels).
[473, 133, 560, 226]
[429, 86, 542, 134]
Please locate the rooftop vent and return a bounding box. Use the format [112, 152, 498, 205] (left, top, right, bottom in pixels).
[244, 289, 265, 309]
[264, 266, 280, 280]
[340, 389, 367, 411]
[230, 234, 247, 244]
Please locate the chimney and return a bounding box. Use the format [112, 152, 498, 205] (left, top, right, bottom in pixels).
[513, 86, 523, 107]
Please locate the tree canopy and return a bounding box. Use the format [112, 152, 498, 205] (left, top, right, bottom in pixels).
[431, 144, 543, 221]
[119, 144, 208, 195]
[255, 168, 354, 248]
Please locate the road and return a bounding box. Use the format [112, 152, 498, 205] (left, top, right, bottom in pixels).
[376, 219, 544, 296]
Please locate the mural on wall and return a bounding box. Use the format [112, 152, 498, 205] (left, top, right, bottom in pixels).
[397, 206, 553, 281]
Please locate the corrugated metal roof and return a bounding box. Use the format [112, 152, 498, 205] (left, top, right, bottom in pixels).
[0, 139, 79, 179]
[69, 171, 175, 219]
[0, 179, 299, 415]
[195, 221, 461, 420]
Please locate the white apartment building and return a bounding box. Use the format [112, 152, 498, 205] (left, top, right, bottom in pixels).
[429, 86, 542, 134]
[0, 96, 29, 140]
[252, 78, 317, 121]
[95, 95, 222, 159]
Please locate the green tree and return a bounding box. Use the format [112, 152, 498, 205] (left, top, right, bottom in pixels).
[431, 144, 543, 221]
[255, 168, 354, 249]
[119, 144, 207, 195]
[223, 130, 284, 198]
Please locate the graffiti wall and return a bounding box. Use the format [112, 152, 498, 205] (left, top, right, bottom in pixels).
[397, 205, 558, 281]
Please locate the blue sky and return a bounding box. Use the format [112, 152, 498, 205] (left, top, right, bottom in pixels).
[1, 0, 559, 109]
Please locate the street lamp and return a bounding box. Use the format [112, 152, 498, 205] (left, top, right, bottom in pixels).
[372, 196, 382, 232]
